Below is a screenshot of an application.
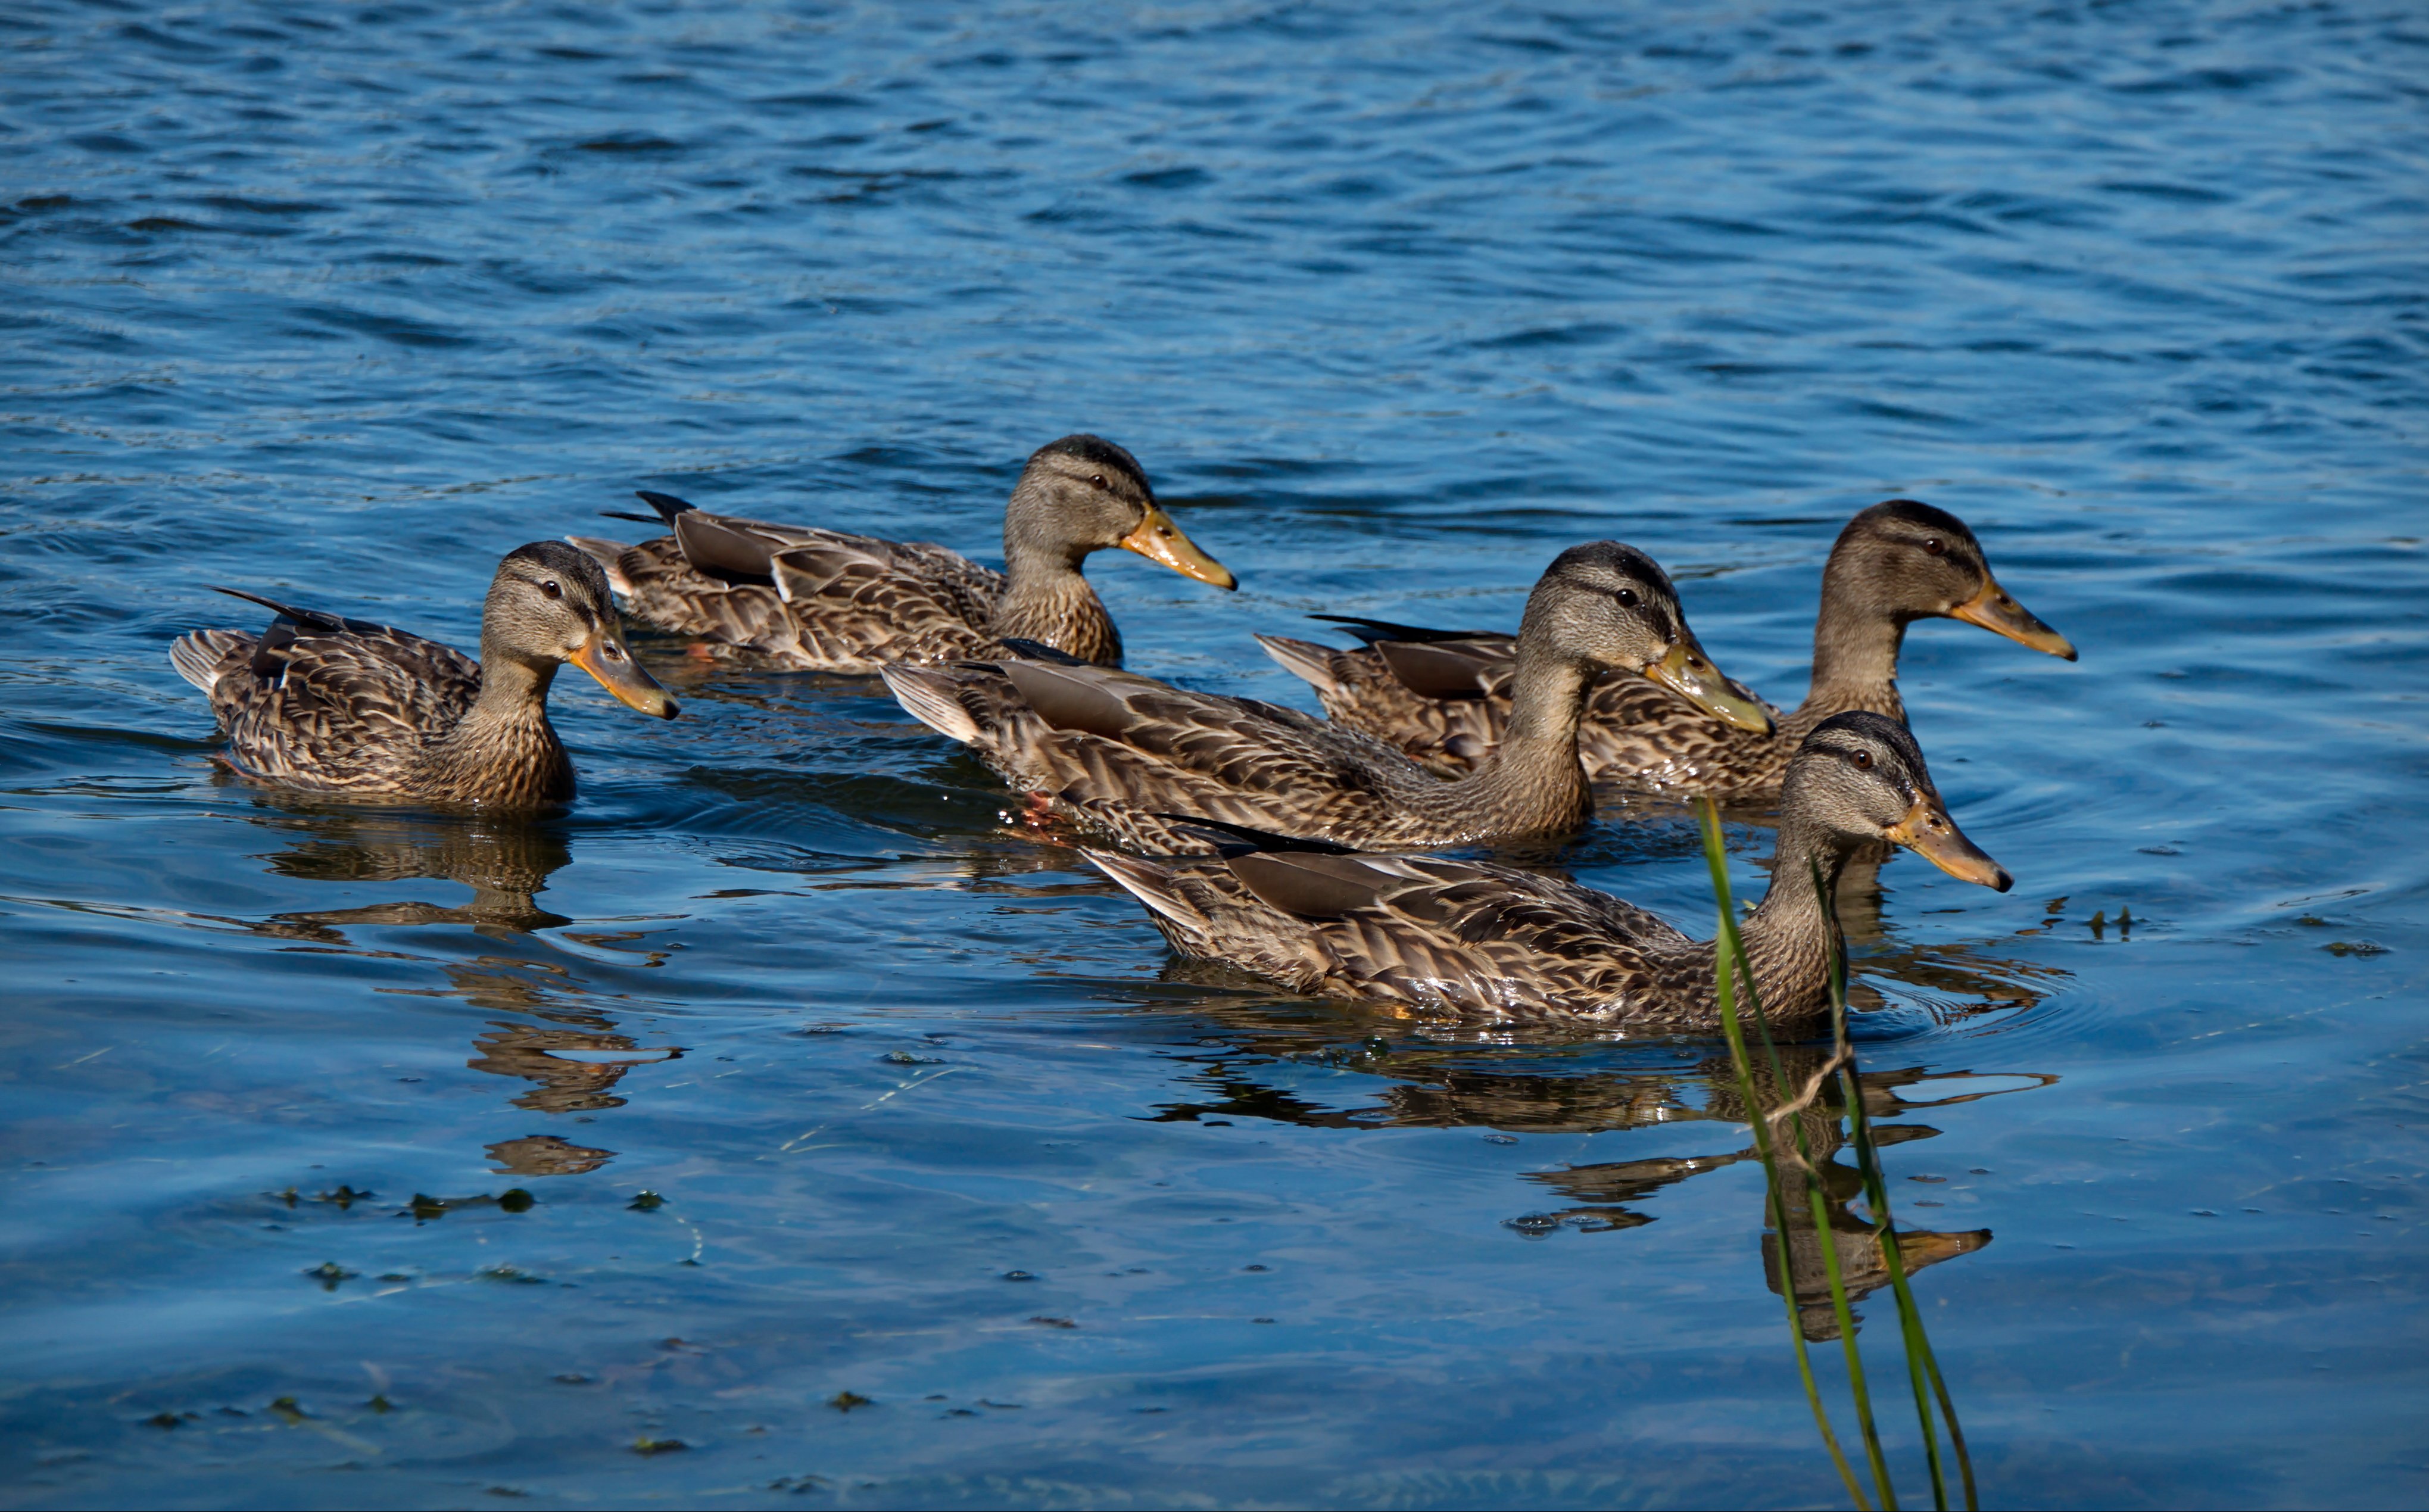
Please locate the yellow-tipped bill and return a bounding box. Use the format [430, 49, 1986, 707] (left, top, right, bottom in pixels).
[1951, 578, 2076, 662]
[1886, 797, 2011, 891]
[1120, 506, 1236, 591]
[1644, 638, 1774, 734]
[571, 630, 679, 719]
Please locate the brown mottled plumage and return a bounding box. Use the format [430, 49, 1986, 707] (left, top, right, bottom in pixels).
[1088, 712, 2013, 1034]
[882, 542, 1769, 855]
[567, 435, 1234, 672]
[169, 541, 677, 808]
[1258, 500, 2075, 798]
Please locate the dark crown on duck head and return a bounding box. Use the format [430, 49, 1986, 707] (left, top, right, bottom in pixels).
[1535, 541, 1682, 643]
[1031, 434, 1154, 503]
[1799, 709, 1931, 789]
[500, 540, 615, 604]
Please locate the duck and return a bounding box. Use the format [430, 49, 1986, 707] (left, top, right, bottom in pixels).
[169, 541, 676, 808]
[567, 434, 1235, 672]
[880, 541, 1770, 855]
[1087, 710, 2009, 1034]
[1256, 500, 2074, 799]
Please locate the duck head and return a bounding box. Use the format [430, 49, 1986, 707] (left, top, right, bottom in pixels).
[1518, 541, 1773, 732]
[1825, 500, 2075, 660]
[485, 541, 678, 718]
[1005, 434, 1235, 590]
[1786, 710, 2009, 889]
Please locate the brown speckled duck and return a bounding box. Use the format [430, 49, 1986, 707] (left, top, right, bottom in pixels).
[881, 541, 1770, 855]
[169, 541, 676, 808]
[1258, 500, 2074, 799]
[568, 435, 1234, 671]
[1088, 711, 2011, 1034]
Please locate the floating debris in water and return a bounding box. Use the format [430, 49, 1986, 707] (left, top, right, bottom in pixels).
[2324, 940, 2389, 957]
[1002, 1269, 1037, 1282]
[477, 1265, 547, 1285]
[628, 1190, 665, 1211]
[366, 1395, 393, 1413]
[1028, 1315, 1077, 1329]
[827, 1391, 873, 1413]
[268, 1396, 308, 1423]
[631, 1436, 688, 1455]
[303, 1261, 358, 1290]
[768, 1475, 830, 1494]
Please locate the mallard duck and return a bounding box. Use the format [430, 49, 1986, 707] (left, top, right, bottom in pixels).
[1257, 500, 2074, 798]
[1086, 710, 2010, 1034]
[169, 541, 676, 808]
[566, 434, 1234, 671]
[881, 541, 1770, 855]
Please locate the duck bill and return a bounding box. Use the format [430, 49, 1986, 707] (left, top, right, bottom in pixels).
[1886, 797, 2011, 891]
[1119, 506, 1236, 591]
[571, 632, 679, 719]
[1951, 578, 2076, 662]
[1645, 639, 1773, 734]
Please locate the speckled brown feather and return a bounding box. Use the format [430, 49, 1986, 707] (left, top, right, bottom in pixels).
[1083, 711, 1994, 1033]
[1264, 500, 2071, 800]
[1264, 631, 1811, 794]
[172, 613, 573, 805]
[573, 522, 1078, 672]
[883, 659, 1588, 855]
[1089, 847, 1842, 1033]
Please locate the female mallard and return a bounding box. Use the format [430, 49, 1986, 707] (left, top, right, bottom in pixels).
[1257, 500, 2073, 798]
[1087, 710, 2010, 1034]
[568, 434, 1234, 671]
[881, 541, 1770, 855]
[169, 541, 676, 808]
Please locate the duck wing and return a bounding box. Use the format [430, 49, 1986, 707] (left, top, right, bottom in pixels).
[883, 659, 1443, 853]
[180, 590, 479, 789]
[1089, 849, 1711, 1021]
[577, 494, 1007, 672]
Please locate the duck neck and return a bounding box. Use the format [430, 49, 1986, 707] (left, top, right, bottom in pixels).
[1734, 818, 1852, 1029]
[420, 644, 573, 805]
[1800, 568, 1907, 726]
[999, 533, 1120, 664]
[1457, 637, 1593, 832]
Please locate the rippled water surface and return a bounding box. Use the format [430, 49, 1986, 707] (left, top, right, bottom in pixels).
[5, 2, 2426, 1507]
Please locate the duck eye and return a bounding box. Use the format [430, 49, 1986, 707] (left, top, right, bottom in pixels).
[1922, 538, 1944, 557]
[540, 580, 562, 600]
[1851, 749, 1874, 769]
[1614, 587, 1639, 609]
[1090, 473, 1109, 490]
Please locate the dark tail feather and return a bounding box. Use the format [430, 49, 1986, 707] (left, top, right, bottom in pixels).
[207, 585, 351, 634]
[996, 637, 1092, 666]
[600, 510, 665, 526]
[1150, 812, 1360, 856]
[1309, 613, 1496, 644]
[635, 490, 697, 526]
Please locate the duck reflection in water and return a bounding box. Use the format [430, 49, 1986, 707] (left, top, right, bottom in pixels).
[1146, 1004, 2051, 1336]
[214, 802, 680, 1173]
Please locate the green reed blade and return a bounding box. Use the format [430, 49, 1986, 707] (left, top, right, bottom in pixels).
[1698, 800, 1870, 1511]
[1814, 861, 1976, 1511]
[1715, 863, 1894, 1511]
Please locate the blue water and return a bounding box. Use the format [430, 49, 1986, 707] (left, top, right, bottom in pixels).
[4, 2, 2426, 1506]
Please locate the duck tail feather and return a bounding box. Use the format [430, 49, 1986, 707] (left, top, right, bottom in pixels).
[634, 490, 697, 526]
[880, 663, 982, 744]
[1255, 634, 1338, 693]
[1085, 849, 1212, 934]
